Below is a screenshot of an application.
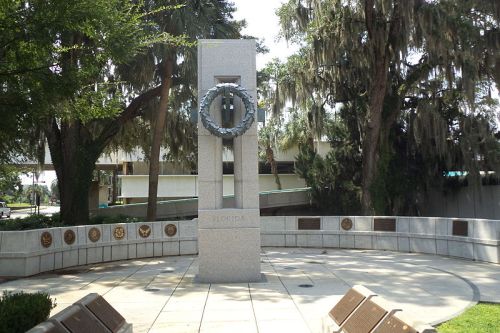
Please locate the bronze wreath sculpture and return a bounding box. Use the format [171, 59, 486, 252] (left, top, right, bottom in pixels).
[199, 83, 256, 139]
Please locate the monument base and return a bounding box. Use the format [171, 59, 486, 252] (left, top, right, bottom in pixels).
[197, 209, 261, 283]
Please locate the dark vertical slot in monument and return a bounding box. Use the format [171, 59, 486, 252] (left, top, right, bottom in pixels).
[217, 77, 240, 209]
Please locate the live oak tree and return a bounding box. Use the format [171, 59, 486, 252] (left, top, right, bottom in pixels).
[1, 0, 183, 225]
[276, 0, 500, 214]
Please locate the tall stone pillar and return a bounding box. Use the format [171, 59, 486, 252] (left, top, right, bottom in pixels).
[197, 39, 261, 283]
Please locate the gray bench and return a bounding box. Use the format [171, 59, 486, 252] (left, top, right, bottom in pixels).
[327, 285, 436, 333]
[27, 293, 132, 333]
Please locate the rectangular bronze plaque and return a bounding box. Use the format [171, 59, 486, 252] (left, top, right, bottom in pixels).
[298, 218, 321, 230]
[60, 306, 108, 333]
[342, 299, 387, 333]
[85, 296, 125, 333]
[373, 314, 418, 333]
[452, 220, 468, 237]
[329, 289, 365, 325]
[374, 218, 396, 232]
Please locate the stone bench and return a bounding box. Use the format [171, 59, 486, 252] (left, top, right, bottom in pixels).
[27, 293, 132, 333]
[327, 285, 436, 333]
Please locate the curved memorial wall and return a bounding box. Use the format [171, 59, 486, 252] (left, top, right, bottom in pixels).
[0, 216, 498, 277]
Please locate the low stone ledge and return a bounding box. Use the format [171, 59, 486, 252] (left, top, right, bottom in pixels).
[1, 216, 498, 277]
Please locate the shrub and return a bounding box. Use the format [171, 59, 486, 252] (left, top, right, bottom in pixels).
[0, 291, 56, 333]
[89, 214, 141, 225]
[88, 214, 106, 225]
[0, 214, 63, 231]
[50, 212, 61, 225]
[0, 213, 141, 231]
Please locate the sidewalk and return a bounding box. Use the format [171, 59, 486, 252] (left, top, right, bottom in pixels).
[2, 248, 499, 333]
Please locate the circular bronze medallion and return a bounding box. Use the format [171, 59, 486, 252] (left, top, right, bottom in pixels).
[113, 226, 126, 240]
[164, 224, 177, 237]
[88, 227, 101, 243]
[64, 229, 76, 245]
[41, 231, 52, 248]
[341, 218, 353, 231]
[138, 225, 151, 238]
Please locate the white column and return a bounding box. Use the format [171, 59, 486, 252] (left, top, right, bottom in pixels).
[197, 39, 261, 283]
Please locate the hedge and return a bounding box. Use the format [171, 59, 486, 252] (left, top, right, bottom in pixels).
[0, 291, 56, 333]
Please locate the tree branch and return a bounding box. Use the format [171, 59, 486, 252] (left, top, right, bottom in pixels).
[364, 0, 375, 40]
[0, 64, 58, 76]
[44, 117, 63, 182]
[95, 85, 162, 151]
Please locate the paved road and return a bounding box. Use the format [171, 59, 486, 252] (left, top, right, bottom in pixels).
[4, 205, 60, 219]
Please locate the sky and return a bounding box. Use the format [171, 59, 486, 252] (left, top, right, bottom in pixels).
[231, 0, 299, 69]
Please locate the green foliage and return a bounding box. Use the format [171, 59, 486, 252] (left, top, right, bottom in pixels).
[50, 180, 60, 201]
[0, 215, 61, 231]
[0, 166, 23, 201]
[437, 303, 500, 333]
[272, 0, 500, 214]
[23, 184, 50, 205]
[7, 203, 33, 209]
[0, 0, 193, 226]
[0, 291, 56, 333]
[0, 213, 139, 231]
[295, 120, 362, 214]
[88, 214, 141, 225]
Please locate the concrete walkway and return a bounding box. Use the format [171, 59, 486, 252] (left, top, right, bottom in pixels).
[2, 248, 499, 333]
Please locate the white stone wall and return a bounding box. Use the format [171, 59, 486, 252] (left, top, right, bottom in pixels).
[0, 220, 198, 277]
[260, 216, 500, 264]
[119, 174, 306, 198]
[1, 216, 498, 277]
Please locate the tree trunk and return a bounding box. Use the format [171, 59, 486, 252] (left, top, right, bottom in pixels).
[46, 119, 98, 225]
[58, 158, 94, 226]
[42, 84, 161, 226]
[361, 60, 388, 215]
[266, 145, 282, 190]
[146, 58, 174, 221]
[360, 0, 401, 215]
[111, 168, 118, 204]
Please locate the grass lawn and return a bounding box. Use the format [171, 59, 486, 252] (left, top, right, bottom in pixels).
[438, 303, 500, 333]
[7, 203, 33, 209]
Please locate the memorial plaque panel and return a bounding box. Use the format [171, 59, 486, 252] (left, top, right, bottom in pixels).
[374, 218, 396, 232]
[342, 299, 387, 333]
[329, 288, 365, 325]
[138, 225, 151, 238]
[373, 314, 418, 333]
[85, 296, 125, 333]
[60, 306, 107, 333]
[452, 220, 468, 237]
[64, 230, 76, 245]
[165, 224, 177, 237]
[298, 218, 321, 230]
[88, 227, 101, 242]
[341, 218, 353, 231]
[113, 226, 125, 240]
[41, 232, 53, 248]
